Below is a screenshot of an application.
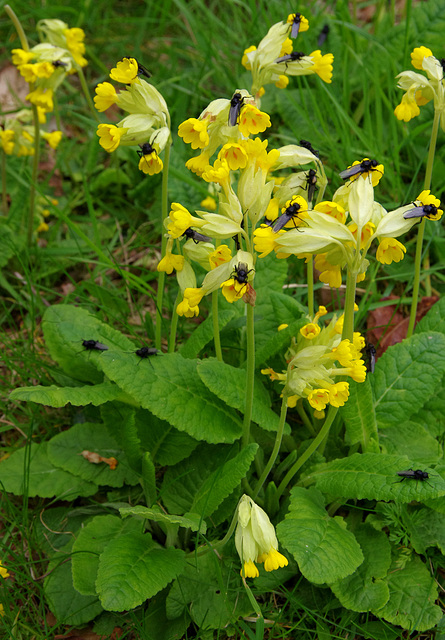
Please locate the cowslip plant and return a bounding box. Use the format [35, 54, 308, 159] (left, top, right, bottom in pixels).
[3, 9, 445, 640]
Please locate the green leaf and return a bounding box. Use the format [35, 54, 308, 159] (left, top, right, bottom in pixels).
[404, 507, 445, 555]
[143, 591, 190, 640]
[0, 442, 97, 499]
[254, 304, 306, 366]
[411, 382, 445, 439]
[44, 541, 103, 625]
[135, 409, 199, 466]
[379, 421, 442, 466]
[277, 487, 364, 584]
[98, 351, 242, 444]
[415, 297, 445, 334]
[166, 554, 251, 629]
[47, 422, 140, 487]
[197, 359, 290, 433]
[101, 403, 142, 474]
[162, 443, 257, 517]
[330, 524, 391, 612]
[340, 379, 379, 452]
[373, 556, 442, 631]
[310, 452, 445, 502]
[0, 222, 16, 268]
[10, 381, 128, 408]
[179, 308, 236, 359]
[42, 304, 134, 384]
[72, 515, 141, 596]
[95, 531, 186, 611]
[371, 332, 445, 426]
[119, 505, 207, 534]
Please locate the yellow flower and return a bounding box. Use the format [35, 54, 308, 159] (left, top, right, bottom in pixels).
[307, 389, 330, 411]
[275, 75, 289, 89]
[94, 82, 118, 112]
[286, 13, 309, 35]
[394, 94, 420, 122]
[42, 131, 63, 149]
[209, 244, 232, 269]
[314, 254, 342, 288]
[309, 50, 334, 83]
[0, 564, 10, 579]
[218, 142, 248, 170]
[11, 48, 34, 65]
[328, 381, 350, 407]
[26, 87, 54, 112]
[0, 603, 4, 616]
[220, 278, 248, 303]
[110, 57, 139, 84]
[138, 150, 163, 175]
[34, 61, 55, 78]
[176, 287, 204, 317]
[348, 361, 367, 383]
[300, 323, 321, 339]
[37, 222, 49, 233]
[410, 46, 433, 70]
[96, 124, 127, 152]
[376, 238, 406, 264]
[253, 225, 284, 258]
[178, 118, 209, 149]
[280, 37, 293, 57]
[157, 253, 184, 274]
[242, 45, 257, 70]
[260, 548, 289, 572]
[314, 201, 346, 224]
[278, 323, 288, 331]
[18, 64, 38, 82]
[185, 151, 210, 176]
[202, 158, 230, 186]
[64, 27, 87, 66]
[0, 130, 15, 155]
[200, 196, 217, 211]
[416, 189, 442, 219]
[264, 198, 280, 223]
[287, 395, 298, 407]
[242, 561, 259, 578]
[237, 104, 271, 137]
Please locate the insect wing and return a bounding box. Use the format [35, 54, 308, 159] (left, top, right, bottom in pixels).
[272, 214, 291, 232]
[192, 231, 212, 243]
[93, 341, 108, 351]
[137, 62, 152, 79]
[275, 54, 293, 64]
[339, 165, 366, 180]
[291, 21, 300, 38]
[403, 206, 428, 220]
[229, 102, 241, 126]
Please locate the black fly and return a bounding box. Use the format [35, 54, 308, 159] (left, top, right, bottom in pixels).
[318, 25, 330, 47]
[52, 60, 67, 69]
[289, 13, 304, 38]
[300, 139, 320, 158]
[231, 263, 254, 295]
[364, 343, 377, 374]
[138, 142, 155, 158]
[403, 203, 440, 220]
[273, 198, 306, 232]
[135, 346, 159, 358]
[305, 169, 318, 202]
[82, 339, 108, 352]
[229, 92, 245, 126]
[339, 159, 381, 181]
[396, 469, 433, 487]
[275, 51, 305, 65]
[182, 228, 212, 244]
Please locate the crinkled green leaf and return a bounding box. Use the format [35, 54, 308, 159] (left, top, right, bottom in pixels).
[373, 556, 442, 631]
[162, 443, 257, 517]
[101, 403, 142, 474]
[143, 591, 190, 640]
[10, 380, 128, 408]
[379, 421, 441, 466]
[330, 524, 391, 612]
[340, 379, 379, 451]
[404, 506, 445, 555]
[277, 487, 363, 584]
[197, 359, 290, 433]
[72, 514, 141, 596]
[411, 382, 445, 439]
[44, 541, 103, 625]
[179, 309, 236, 359]
[166, 553, 251, 629]
[119, 505, 206, 534]
[371, 332, 445, 426]
[42, 304, 134, 384]
[310, 452, 445, 502]
[47, 422, 139, 487]
[98, 351, 242, 444]
[0, 442, 97, 499]
[95, 531, 185, 611]
[135, 408, 199, 466]
[415, 296, 445, 335]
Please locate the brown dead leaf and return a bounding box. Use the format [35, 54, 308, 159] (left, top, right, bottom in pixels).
[0, 64, 28, 111]
[80, 450, 118, 469]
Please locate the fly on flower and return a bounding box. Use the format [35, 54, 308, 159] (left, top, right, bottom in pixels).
[339, 158, 381, 181]
[305, 168, 318, 202]
[300, 139, 319, 158]
[228, 92, 246, 126]
[403, 203, 441, 220]
[273, 195, 308, 232]
[182, 228, 212, 243]
[403, 190, 443, 221]
[137, 142, 163, 175]
[275, 51, 306, 65]
[287, 12, 309, 38]
[232, 262, 254, 292]
[120, 56, 151, 79]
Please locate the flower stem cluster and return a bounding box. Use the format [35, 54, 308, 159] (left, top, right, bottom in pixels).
[241, 12, 334, 98]
[235, 495, 288, 578]
[12, 19, 88, 115]
[262, 306, 366, 417]
[0, 108, 62, 157]
[95, 58, 171, 175]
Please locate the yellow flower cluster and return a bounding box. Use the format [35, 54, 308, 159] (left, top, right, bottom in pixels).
[262, 306, 366, 417]
[0, 109, 62, 157]
[95, 58, 170, 176]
